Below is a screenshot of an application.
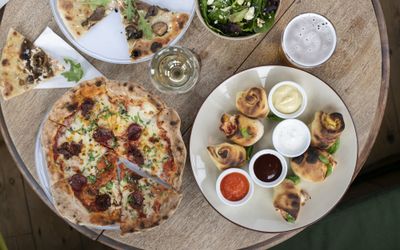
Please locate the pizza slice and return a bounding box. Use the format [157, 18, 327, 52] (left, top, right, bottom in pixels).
[117, 0, 189, 61]
[57, 0, 116, 38]
[118, 165, 181, 234]
[0, 28, 64, 100]
[50, 151, 122, 227]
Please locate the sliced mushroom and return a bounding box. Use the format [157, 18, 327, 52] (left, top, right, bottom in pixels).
[152, 22, 168, 36]
[150, 42, 162, 53]
[145, 5, 158, 18]
[126, 25, 143, 40]
[81, 7, 106, 27]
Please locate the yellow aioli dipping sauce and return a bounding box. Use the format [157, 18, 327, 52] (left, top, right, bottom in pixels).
[272, 84, 303, 114]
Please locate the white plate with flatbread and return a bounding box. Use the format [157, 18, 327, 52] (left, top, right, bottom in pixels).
[50, 0, 195, 64]
[190, 66, 358, 232]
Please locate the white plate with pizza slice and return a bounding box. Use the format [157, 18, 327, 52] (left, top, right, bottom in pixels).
[50, 0, 195, 64]
[189, 66, 358, 232]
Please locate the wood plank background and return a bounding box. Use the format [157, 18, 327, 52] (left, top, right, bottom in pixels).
[0, 0, 398, 249]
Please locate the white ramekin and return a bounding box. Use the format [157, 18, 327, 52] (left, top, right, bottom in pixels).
[268, 81, 308, 119]
[272, 119, 311, 158]
[216, 168, 254, 207]
[249, 149, 287, 188]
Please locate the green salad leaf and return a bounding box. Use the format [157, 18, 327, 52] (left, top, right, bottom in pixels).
[286, 175, 301, 185]
[325, 163, 333, 178]
[318, 154, 330, 165]
[245, 145, 254, 161]
[285, 213, 296, 223]
[199, 0, 279, 36]
[267, 113, 284, 122]
[327, 139, 340, 154]
[62, 58, 84, 83]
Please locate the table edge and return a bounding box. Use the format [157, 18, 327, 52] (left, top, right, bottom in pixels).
[0, 0, 390, 248]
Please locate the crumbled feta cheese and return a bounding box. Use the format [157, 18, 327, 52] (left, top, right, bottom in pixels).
[237, 0, 244, 5]
[257, 18, 265, 27]
[207, 0, 214, 5]
[247, 1, 251, 7]
[244, 6, 255, 20]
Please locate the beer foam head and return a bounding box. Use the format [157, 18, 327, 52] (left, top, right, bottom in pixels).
[282, 13, 337, 68]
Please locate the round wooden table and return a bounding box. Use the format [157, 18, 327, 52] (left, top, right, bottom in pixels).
[0, 0, 389, 249]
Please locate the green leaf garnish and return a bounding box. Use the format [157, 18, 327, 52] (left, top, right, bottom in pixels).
[88, 151, 96, 162]
[286, 175, 301, 185]
[106, 181, 113, 190]
[267, 113, 284, 122]
[124, 0, 136, 21]
[318, 154, 330, 165]
[62, 58, 84, 82]
[285, 213, 296, 223]
[327, 139, 340, 154]
[245, 145, 254, 161]
[87, 175, 96, 184]
[325, 163, 333, 178]
[138, 10, 153, 40]
[80, 0, 111, 9]
[240, 127, 251, 138]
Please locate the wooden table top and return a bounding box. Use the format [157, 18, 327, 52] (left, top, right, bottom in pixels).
[0, 0, 390, 249]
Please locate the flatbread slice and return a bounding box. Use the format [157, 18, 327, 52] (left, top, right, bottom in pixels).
[273, 179, 310, 222]
[57, 0, 116, 38]
[117, 0, 189, 61]
[119, 165, 181, 234]
[0, 28, 64, 100]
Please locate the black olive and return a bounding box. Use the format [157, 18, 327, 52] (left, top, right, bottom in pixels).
[150, 42, 162, 53]
[131, 49, 142, 58]
[126, 25, 143, 40]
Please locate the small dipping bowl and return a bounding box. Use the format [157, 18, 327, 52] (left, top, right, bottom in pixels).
[268, 81, 307, 119]
[273, 119, 311, 157]
[216, 168, 254, 207]
[249, 149, 287, 188]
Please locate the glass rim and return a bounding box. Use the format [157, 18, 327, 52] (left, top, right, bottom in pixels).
[281, 12, 338, 68]
[149, 46, 200, 94]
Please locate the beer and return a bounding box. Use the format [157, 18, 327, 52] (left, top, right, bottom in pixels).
[282, 13, 337, 68]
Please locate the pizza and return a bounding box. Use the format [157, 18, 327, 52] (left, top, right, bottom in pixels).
[56, 0, 190, 61]
[57, 0, 116, 38]
[0, 28, 64, 100]
[41, 77, 186, 232]
[117, 0, 189, 60]
[119, 165, 181, 234]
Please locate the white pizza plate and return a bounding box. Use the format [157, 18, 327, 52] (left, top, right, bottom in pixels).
[50, 0, 195, 64]
[35, 115, 119, 231]
[189, 66, 358, 232]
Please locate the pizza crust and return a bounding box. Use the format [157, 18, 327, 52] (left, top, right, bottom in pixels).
[157, 108, 186, 191]
[42, 77, 186, 232]
[51, 178, 121, 227]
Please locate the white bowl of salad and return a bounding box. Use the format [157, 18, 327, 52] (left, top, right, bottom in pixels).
[196, 0, 281, 40]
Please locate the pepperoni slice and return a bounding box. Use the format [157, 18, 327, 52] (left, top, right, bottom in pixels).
[57, 142, 82, 159]
[128, 191, 144, 209]
[95, 194, 111, 211]
[93, 127, 116, 148]
[127, 145, 144, 166]
[80, 98, 95, 119]
[69, 174, 87, 192]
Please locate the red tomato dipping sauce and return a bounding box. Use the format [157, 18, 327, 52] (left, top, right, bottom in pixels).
[220, 173, 249, 201]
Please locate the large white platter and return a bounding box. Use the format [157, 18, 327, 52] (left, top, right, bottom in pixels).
[189, 66, 358, 232]
[50, 0, 195, 64]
